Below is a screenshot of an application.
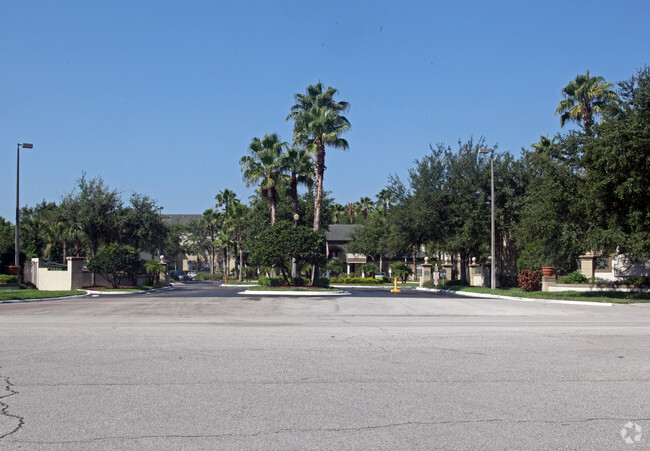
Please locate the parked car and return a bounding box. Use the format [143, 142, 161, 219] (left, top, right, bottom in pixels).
[375, 273, 387, 279]
[170, 271, 190, 281]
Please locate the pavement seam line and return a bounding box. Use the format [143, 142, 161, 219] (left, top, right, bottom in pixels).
[11, 417, 650, 445]
[0, 370, 24, 440]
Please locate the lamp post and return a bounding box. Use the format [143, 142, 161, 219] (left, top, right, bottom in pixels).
[291, 213, 299, 278]
[158, 206, 164, 259]
[479, 147, 495, 290]
[15, 143, 34, 288]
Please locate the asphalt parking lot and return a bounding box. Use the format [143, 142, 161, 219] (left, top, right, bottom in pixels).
[1, 282, 649, 449]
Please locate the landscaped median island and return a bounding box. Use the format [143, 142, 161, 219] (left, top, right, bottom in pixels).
[420, 282, 650, 304]
[245, 286, 340, 292]
[0, 289, 86, 302]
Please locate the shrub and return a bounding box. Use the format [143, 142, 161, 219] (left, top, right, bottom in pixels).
[86, 243, 140, 288]
[389, 262, 412, 283]
[0, 274, 18, 284]
[313, 277, 330, 288]
[623, 276, 650, 288]
[330, 276, 384, 284]
[194, 273, 222, 281]
[259, 276, 284, 287]
[517, 270, 542, 292]
[557, 271, 588, 284]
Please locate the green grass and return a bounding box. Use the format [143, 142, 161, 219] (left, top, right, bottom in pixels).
[0, 290, 85, 301]
[427, 284, 650, 303]
[222, 281, 259, 285]
[330, 282, 417, 286]
[246, 286, 340, 292]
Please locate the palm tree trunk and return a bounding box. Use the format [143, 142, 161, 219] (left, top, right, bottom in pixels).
[412, 245, 417, 281]
[290, 173, 299, 219]
[311, 140, 326, 285]
[270, 187, 278, 225]
[238, 239, 243, 282]
[313, 140, 325, 232]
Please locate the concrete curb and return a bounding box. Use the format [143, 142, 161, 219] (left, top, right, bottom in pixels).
[239, 290, 351, 296]
[416, 287, 613, 306]
[85, 286, 173, 296]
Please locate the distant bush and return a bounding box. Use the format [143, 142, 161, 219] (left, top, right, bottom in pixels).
[557, 271, 589, 284]
[389, 262, 412, 283]
[330, 276, 385, 284]
[259, 276, 284, 287]
[194, 273, 222, 281]
[0, 274, 18, 284]
[623, 276, 650, 288]
[517, 270, 542, 292]
[313, 277, 330, 288]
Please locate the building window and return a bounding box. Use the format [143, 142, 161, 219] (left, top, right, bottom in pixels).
[595, 256, 611, 272]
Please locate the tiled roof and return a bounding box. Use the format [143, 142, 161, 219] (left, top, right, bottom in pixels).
[325, 224, 360, 242]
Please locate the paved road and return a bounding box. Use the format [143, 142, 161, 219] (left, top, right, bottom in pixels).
[1, 282, 649, 449]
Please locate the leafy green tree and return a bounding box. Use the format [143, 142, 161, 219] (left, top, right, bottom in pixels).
[240, 134, 287, 225]
[0, 217, 14, 272]
[556, 70, 618, 136]
[288, 82, 350, 232]
[248, 220, 326, 285]
[120, 193, 167, 257]
[580, 65, 650, 257]
[86, 243, 139, 288]
[515, 134, 585, 273]
[62, 174, 122, 258]
[185, 218, 211, 272]
[347, 211, 391, 272]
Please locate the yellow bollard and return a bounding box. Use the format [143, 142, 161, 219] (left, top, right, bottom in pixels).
[391, 277, 401, 293]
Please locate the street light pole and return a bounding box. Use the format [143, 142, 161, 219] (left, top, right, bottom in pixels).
[15, 143, 33, 288]
[292, 213, 299, 279]
[479, 148, 496, 290]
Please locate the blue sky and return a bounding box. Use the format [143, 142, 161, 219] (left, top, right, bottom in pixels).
[2, 0, 648, 221]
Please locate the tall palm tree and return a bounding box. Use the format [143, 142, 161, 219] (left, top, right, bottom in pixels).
[331, 203, 345, 224]
[375, 189, 394, 210]
[358, 196, 374, 221]
[202, 208, 221, 274]
[280, 145, 313, 222]
[287, 82, 350, 232]
[240, 134, 287, 224]
[215, 188, 238, 212]
[555, 70, 618, 136]
[225, 199, 247, 281]
[216, 228, 235, 278]
[345, 202, 358, 224]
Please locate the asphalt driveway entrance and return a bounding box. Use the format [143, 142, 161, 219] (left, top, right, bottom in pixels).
[1, 283, 649, 449]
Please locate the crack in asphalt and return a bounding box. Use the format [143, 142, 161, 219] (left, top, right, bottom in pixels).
[10, 417, 650, 445]
[0, 370, 24, 440]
